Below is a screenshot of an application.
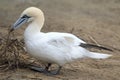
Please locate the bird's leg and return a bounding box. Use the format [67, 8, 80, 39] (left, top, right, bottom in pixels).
[43, 63, 52, 73]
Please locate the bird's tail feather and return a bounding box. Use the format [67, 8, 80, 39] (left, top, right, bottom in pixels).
[87, 52, 112, 59]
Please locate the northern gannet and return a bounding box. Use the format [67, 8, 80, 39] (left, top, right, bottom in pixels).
[11, 7, 111, 75]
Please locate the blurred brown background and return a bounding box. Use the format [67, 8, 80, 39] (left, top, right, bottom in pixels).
[0, 0, 120, 80]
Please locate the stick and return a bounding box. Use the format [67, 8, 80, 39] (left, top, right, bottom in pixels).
[88, 35, 101, 46]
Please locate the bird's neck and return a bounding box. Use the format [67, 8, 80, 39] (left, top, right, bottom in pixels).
[24, 17, 44, 41]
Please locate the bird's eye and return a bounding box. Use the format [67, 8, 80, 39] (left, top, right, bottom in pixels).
[21, 15, 30, 18]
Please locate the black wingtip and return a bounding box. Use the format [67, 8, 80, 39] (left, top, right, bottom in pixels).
[80, 43, 113, 52]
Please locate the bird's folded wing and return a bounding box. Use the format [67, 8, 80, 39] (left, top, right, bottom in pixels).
[46, 33, 85, 47]
[45, 32, 85, 46]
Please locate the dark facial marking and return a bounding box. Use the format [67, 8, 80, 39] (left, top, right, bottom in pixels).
[21, 15, 30, 18]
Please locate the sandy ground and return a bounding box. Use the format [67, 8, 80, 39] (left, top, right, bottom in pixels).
[0, 0, 120, 80]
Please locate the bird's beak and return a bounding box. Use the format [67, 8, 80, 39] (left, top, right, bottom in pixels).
[11, 17, 29, 31]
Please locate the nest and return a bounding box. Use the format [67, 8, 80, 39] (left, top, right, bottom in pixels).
[0, 29, 33, 71]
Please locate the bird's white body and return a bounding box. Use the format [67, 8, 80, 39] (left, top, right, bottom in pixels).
[24, 32, 87, 65]
[13, 7, 111, 66]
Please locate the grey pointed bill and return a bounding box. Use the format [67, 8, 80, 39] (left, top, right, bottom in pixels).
[11, 15, 30, 31]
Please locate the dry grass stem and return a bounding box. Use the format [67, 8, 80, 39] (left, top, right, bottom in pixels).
[0, 28, 30, 70]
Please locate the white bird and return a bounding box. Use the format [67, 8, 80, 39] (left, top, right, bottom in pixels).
[11, 7, 112, 75]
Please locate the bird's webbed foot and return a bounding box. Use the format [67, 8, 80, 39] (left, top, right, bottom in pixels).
[29, 65, 45, 73]
[29, 63, 62, 75]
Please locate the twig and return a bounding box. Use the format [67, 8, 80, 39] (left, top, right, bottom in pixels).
[70, 27, 75, 34]
[2, 28, 13, 55]
[88, 35, 101, 46]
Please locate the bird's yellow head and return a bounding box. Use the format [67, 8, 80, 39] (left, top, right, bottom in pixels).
[11, 7, 44, 31]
